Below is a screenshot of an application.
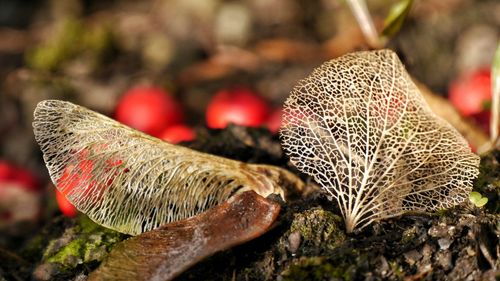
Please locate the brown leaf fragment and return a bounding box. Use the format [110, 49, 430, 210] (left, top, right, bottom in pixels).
[254, 38, 321, 63]
[88, 191, 281, 281]
[416, 81, 490, 152]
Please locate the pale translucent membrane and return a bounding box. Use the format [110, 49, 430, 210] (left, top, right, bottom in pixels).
[33, 100, 282, 235]
[280, 49, 480, 232]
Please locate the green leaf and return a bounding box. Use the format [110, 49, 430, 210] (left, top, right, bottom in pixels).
[475, 197, 488, 207]
[381, 0, 413, 38]
[469, 191, 482, 202]
[469, 191, 488, 207]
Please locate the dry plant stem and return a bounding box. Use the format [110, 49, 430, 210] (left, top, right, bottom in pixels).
[345, 0, 382, 49]
[281, 50, 479, 233]
[491, 82, 499, 147]
[491, 44, 500, 148]
[88, 191, 281, 281]
[32, 100, 303, 235]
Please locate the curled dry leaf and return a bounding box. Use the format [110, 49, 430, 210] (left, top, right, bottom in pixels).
[88, 191, 280, 281]
[281, 49, 480, 233]
[33, 100, 302, 235]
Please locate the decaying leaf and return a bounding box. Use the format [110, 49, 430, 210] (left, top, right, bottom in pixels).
[280, 49, 480, 233]
[88, 191, 280, 281]
[33, 100, 302, 235]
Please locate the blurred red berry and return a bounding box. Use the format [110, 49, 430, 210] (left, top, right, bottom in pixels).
[449, 69, 491, 117]
[470, 111, 491, 135]
[266, 107, 282, 134]
[0, 160, 39, 192]
[57, 160, 96, 197]
[55, 189, 78, 217]
[56, 159, 97, 218]
[115, 86, 184, 137]
[206, 87, 271, 129]
[54, 151, 127, 218]
[0, 182, 41, 226]
[0, 161, 13, 180]
[160, 124, 196, 144]
[11, 168, 39, 192]
[0, 160, 41, 226]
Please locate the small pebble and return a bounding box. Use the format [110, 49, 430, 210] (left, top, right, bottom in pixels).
[32, 263, 62, 281]
[428, 223, 454, 238]
[288, 231, 301, 255]
[403, 250, 422, 265]
[465, 246, 476, 256]
[438, 238, 452, 250]
[376, 256, 389, 275]
[421, 243, 434, 262]
[436, 251, 452, 270]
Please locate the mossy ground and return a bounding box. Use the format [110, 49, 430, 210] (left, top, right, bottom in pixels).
[2, 127, 499, 281]
[473, 151, 500, 213]
[177, 129, 500, 280]
[28, 216, 127, 280]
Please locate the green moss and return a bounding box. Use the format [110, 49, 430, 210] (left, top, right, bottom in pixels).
[401, 226, 418, 244]
[434, 208, 451, 217]
[26, 18, 84, 71]
[21, 234, 45, 259]
[281, 257, 353, 281]
[289, 208, 346, 250]
[78, 215, 101, 234]
[46, 238, 84, 265]
[388, 261, 404, 278]
[83, 24, 115, 58]
[25, 17, 116, 72]
[473, 152, 500, 213]
[41, 216, 126, 270]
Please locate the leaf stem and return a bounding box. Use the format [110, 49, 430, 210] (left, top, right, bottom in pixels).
[490, 43, 500, 148]
[345, 0, 382, 49]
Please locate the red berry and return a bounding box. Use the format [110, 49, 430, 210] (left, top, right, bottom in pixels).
[115, 87, 184, 137]
[470, 111, 491, 135]
[0, 161, 15, 181]
[0, 182, 41, 225]
[54, 148, 127, 217]
[55, 159, 97, 218]
[0, 160, 41, 225]
[449, 69, 491, 117]
[206, 87, 271, 129]
[55, 189, 78, 217]
[266, 108, 282, 134]
[12, 168, 39, 192]
[57, 160, 96, 197]
[160, 124, 196, 144]
[0, 160, 39, 192]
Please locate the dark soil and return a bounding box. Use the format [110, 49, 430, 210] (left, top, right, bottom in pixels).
[1, 126, 498, 280]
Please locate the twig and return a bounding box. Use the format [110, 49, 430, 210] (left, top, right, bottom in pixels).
[345, 0, 382, 49]
[490, 43, 500, 148]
